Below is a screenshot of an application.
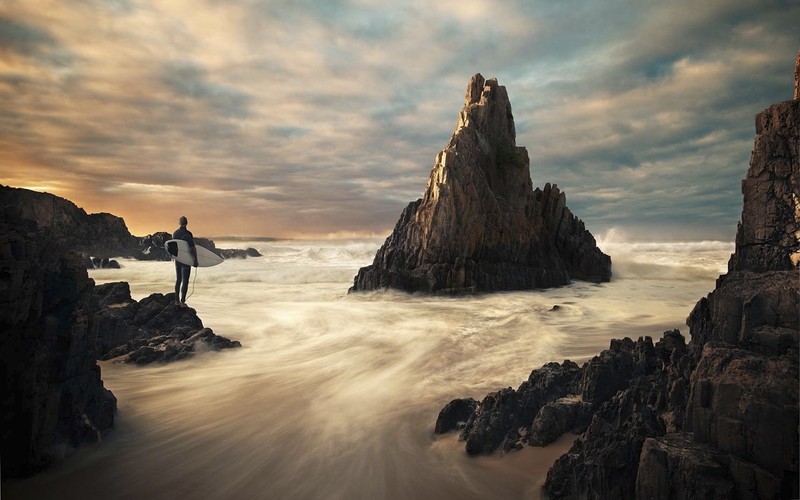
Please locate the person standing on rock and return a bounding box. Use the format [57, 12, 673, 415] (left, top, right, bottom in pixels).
[173, 216, 198, 305]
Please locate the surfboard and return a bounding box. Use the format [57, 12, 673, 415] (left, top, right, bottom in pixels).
[164, 239, 224, 268]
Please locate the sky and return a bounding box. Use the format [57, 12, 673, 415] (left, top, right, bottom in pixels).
[0, 0, 797, 240]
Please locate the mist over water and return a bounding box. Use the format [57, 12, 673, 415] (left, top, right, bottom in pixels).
[5, 235, 733, 500]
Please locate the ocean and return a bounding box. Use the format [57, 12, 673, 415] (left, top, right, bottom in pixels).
[4, 235, 733, 500]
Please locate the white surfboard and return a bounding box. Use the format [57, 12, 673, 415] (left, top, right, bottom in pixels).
[164, 239, 223, 267]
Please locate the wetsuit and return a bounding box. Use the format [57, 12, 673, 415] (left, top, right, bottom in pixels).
[173, 225, 196, 303]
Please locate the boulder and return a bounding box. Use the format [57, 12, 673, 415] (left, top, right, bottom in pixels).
[139, 231, 172, 261]
[434, 398, 479, 434]
[527, 395, 592, 447]
[218, 247, 262, 259]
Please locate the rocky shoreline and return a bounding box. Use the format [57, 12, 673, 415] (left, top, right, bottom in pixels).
[0, 206, 243, 479]
[0, 185, 262, 267]
[436, 68, 799, 499]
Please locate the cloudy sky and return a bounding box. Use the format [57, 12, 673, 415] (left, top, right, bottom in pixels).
[1, 0, 797, 239]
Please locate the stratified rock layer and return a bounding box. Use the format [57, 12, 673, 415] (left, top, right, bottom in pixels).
[351, 74, 610, 294]
[436, 63, 799, 499]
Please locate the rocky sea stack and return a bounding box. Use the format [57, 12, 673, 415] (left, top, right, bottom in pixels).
[436, 58, 800, 498]
[351, 74, 611, 294]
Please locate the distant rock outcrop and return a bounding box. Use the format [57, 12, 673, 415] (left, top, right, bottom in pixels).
[0, 206, 117, 478]
[93, 282, 241, 365]
[0, 185, 141, 259]
[350, 74, 610, 294]
[0, 185, 262, 264]
[436, 61, 799, 499]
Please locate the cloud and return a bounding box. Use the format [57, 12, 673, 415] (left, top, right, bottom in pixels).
[0, 16, 72, 67]
[160, 60, 253, 118]
[0, 0, 797, 239]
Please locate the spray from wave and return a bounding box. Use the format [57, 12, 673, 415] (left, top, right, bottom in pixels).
[595, 228, 733, 281]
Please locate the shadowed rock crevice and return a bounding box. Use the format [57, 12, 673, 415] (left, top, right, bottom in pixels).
[351, 74, 610, 294]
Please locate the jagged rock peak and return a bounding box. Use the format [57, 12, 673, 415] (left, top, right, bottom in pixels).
[465, 73, 486, 104]
[458, 73, 516, 149]
[350, 74, 611, 294]
[727, 91, 800, 272]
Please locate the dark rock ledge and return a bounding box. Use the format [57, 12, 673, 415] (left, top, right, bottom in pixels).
[94, 281, 241, 365]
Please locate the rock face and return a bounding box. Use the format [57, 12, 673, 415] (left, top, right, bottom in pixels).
[436, 65, 799, 499]
[0, 206, 117, 478]
[0, 185, 141, 259]
[351, 74, 610, 294]
[93, 282, 241, 365]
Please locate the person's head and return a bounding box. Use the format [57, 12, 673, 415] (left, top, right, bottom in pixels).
[179, 216, 188, 227]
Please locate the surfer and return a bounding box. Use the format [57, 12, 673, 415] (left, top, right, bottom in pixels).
[173, 216, 198, 305]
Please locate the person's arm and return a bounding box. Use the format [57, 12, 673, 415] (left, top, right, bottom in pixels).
[187, 232, 199, 267]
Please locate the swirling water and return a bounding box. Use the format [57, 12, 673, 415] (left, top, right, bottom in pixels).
[4, 235, 733, 500]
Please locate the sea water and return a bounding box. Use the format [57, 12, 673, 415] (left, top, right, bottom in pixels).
[4, 235, 733, 500]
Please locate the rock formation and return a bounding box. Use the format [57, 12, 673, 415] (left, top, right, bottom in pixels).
[0, 185, 141, 259]
[94, 282, 241, 364]
[0, 206, 117, 478]
[0, 201, 243, 478]
[351, 74, 610, 294]
[0, 185, 262, 264]
[436, 61, 799, 498]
